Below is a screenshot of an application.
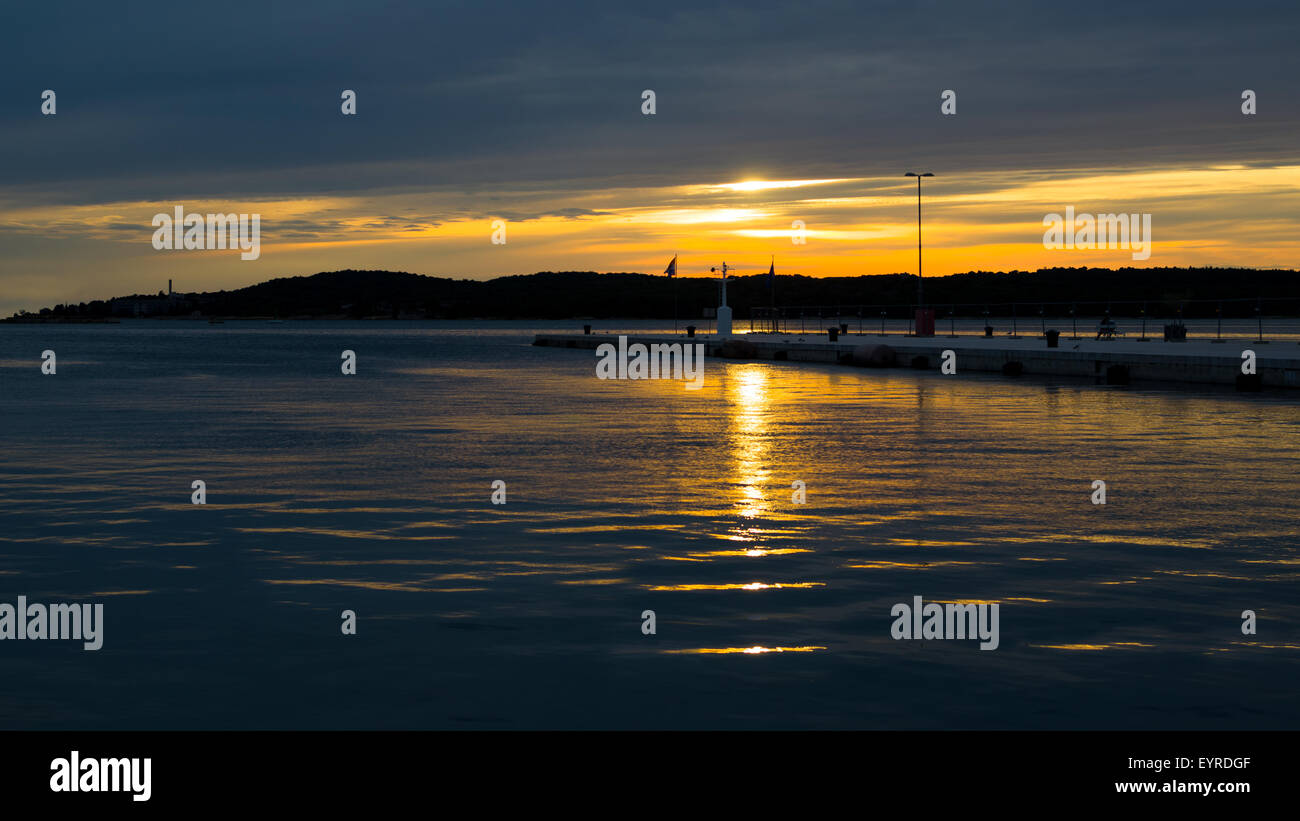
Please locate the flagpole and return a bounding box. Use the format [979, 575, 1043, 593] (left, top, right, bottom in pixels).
[770, 255, 775, 334]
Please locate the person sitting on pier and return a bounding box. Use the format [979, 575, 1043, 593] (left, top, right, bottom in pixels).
[1095, 317, 1117, 340]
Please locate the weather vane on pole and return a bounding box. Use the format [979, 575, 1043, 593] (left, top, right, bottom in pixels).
[710, 262, 730, 307]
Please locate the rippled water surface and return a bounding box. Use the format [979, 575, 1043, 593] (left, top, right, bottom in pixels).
[1, 320, 1297, 729]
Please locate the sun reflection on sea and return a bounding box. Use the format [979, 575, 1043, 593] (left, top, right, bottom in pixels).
[725, 365, 773, 536]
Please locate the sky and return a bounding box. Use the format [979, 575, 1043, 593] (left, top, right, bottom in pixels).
[1, 0, 1297, 316]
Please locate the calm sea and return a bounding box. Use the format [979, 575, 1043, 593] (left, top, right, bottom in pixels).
[1, 320, 1296, 729]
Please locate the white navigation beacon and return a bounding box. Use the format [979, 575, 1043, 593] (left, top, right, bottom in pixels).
[710, 261, 734, 337]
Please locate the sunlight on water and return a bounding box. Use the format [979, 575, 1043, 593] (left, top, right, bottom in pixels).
[0, 320, 1296, 729]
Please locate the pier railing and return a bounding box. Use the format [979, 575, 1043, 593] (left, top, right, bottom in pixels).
[749, 297, 1300, 341]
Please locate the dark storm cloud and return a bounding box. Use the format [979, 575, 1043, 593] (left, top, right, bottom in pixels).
[1, 0, 1297, 204]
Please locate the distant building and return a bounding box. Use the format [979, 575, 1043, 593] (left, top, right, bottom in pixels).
[110, 280, 193, 316]
[111, 296, 171, 316]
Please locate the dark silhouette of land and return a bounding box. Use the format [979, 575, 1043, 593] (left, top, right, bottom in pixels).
[7, 267, 1299, 322]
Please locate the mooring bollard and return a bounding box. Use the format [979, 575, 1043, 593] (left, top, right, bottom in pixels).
[583, 324, 592, 335]
[686, 325, 696, 338]
[828, 327, 840, 341]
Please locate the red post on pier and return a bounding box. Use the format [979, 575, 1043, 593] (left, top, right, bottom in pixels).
[914, 308, 935, 337]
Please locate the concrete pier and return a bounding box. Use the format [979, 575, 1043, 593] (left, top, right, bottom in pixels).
[534, 331, 1300, 390]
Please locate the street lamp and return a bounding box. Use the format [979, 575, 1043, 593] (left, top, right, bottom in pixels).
[904, 172, 934, 308]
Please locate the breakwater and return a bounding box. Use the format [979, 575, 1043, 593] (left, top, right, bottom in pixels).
[534, 331, 1300, 390]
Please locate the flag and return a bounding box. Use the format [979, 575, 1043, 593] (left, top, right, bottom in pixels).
[768, 257, 775, 285]
[664, 255, 677, 277]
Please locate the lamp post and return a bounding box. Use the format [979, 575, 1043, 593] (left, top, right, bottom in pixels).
[904, 172, 933, 308]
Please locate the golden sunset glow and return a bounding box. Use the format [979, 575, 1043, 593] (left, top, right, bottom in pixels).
[4, 163, 1298, 314]
[703, 178, 853, 193]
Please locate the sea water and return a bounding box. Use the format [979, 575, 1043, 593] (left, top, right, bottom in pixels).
[0, 320, 1296, 729]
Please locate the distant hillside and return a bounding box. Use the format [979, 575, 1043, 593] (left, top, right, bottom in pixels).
[8, 266, 1300, 321]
